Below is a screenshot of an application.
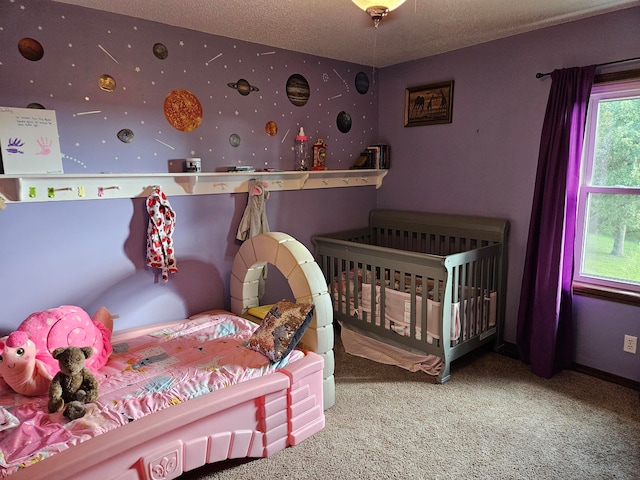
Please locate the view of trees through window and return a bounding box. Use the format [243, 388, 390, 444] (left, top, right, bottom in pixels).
[579, 86, 640, 290]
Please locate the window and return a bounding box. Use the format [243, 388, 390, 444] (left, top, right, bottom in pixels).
[575, 79, 640, 297]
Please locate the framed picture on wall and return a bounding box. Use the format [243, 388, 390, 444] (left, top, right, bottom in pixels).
[404, 80, 454, 127]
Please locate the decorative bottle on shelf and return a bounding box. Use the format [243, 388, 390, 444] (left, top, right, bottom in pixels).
[294, 127, 309, 171]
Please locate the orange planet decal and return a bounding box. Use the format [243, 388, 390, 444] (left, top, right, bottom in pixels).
[265, 120, 278, 136]
[163, 89, 203, 132]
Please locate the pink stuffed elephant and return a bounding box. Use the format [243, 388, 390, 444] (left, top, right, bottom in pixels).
[0, 305, 113, 396]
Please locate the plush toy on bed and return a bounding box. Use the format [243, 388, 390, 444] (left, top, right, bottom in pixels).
[0, 305, 113, 396]
[48, 346, 99, 420]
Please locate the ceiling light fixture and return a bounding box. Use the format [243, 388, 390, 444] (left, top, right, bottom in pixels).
[352, 0, 407, 28]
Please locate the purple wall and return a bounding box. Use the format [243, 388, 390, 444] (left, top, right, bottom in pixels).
[1, 0, 638, 381]
[0, 0, 378, 328]
[377, 7, 640, 381]
[1, 1, 379, 174]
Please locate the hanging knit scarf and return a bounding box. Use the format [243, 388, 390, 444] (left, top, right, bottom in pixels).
[236, 180, 270, 241]
[146, 187, 177, 282]
[236, 179, 270, 299]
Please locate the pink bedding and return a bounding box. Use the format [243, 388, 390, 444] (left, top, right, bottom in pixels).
[0, 312, 304, 477]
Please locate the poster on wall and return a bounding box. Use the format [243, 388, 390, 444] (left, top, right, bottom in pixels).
[0, 106, 64, 174]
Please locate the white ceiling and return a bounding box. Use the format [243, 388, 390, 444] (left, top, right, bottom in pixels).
[53, 0, 640, 67]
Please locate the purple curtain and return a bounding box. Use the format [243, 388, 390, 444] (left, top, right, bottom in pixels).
[517, 66, 596, 378]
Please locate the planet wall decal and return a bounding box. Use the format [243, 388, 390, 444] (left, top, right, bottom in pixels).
[117, 128, 134, 143]
[336, 111, 352, 133]
[228, 78, 259, 96]
[18, 37, 44, 61]
[265, 120, 278, 136]
[98, 74, 116, 92]
[163, 89, 203, 132]
[355, 72, 370, 94]
[153, 42, 168, 60]
[229, 133, 241, 147]
[286, 74, 310, 107]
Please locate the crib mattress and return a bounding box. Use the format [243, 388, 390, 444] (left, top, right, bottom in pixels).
[0, 312, 304, 476]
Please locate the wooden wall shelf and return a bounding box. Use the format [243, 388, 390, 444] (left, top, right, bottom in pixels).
[0, 169, 387, 204]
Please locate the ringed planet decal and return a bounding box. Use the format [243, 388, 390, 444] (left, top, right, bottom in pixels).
[227, 78, 259, 96]
[163, 89, 203, 132]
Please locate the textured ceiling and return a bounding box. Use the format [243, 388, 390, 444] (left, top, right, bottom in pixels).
[53, 0, 640, 67]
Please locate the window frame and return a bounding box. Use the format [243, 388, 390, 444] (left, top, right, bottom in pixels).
[574, 78, 640, 303]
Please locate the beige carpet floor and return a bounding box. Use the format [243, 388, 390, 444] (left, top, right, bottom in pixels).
[180, 333, 640, 480]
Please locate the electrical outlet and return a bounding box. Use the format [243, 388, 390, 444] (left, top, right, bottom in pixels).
[623, 335, 637, 354]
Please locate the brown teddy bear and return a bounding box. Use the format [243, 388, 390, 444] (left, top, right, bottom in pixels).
[48, 346, 99, 420]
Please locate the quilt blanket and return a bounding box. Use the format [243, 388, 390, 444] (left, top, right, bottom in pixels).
[0, 313, 303, 476]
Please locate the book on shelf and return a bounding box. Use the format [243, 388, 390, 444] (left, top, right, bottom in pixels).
[350, 144, 390, 169]
[366, 144, 390, 169]
[351, 150, 371, 169]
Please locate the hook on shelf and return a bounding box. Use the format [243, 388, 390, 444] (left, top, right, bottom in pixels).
[48, 187, 74, 198]
[98, 185, 120, 197]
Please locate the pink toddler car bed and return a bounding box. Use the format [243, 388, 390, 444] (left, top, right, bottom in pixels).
[0, 311, 325, 479]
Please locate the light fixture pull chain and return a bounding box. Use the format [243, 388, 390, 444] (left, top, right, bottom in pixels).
[372, 26, 379, 144]
[371, 27, 378, 85]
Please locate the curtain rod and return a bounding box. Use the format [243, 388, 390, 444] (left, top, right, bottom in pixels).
[535, 56, 640, 79]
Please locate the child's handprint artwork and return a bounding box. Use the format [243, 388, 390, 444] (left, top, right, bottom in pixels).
[0, 107, 64, 173]
[6, 138, 24, 154]
[35, 136, 53, 155]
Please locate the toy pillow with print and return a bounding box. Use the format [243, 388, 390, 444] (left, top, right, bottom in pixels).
[0, 305, 113, 396]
